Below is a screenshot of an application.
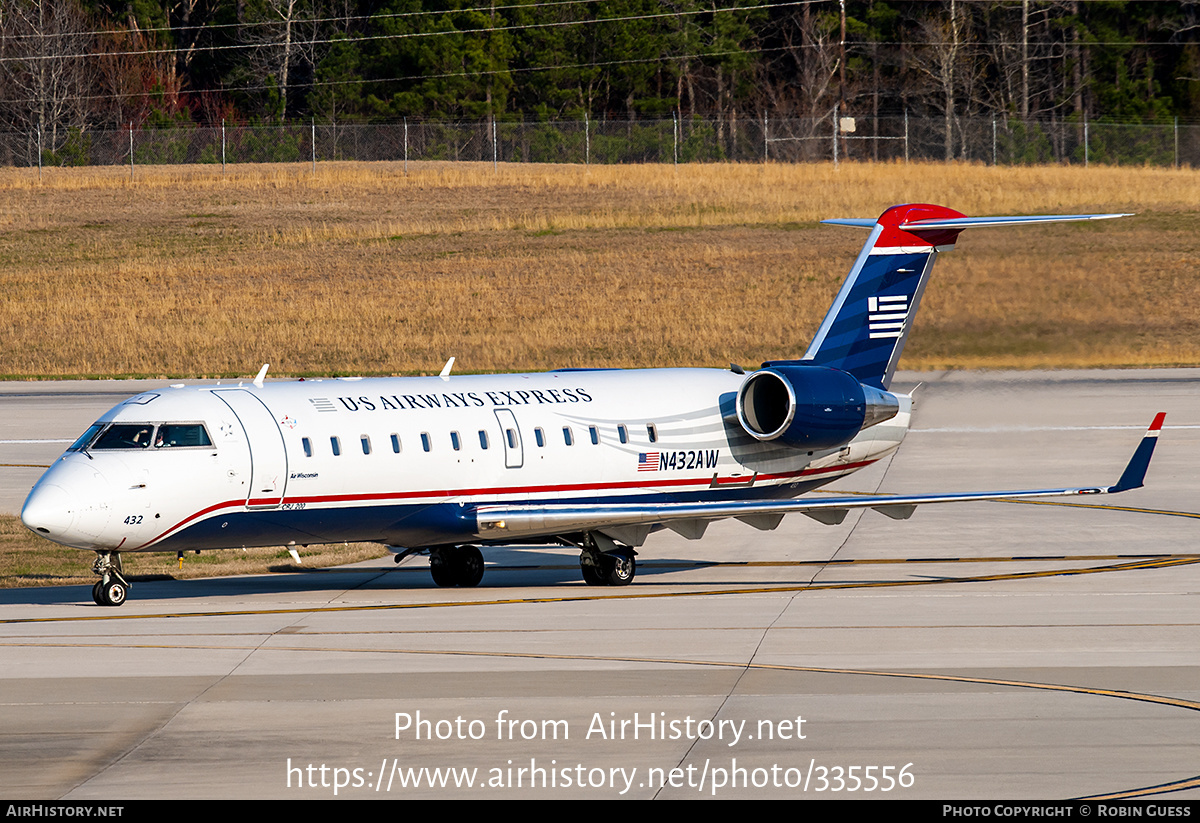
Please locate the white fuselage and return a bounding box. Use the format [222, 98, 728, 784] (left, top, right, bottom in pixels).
[22, 368, 910, 554]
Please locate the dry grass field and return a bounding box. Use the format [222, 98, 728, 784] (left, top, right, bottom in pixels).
[0, 160, 1196, 378]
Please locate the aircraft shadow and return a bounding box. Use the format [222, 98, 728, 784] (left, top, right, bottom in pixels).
[0, 545, 742, 606]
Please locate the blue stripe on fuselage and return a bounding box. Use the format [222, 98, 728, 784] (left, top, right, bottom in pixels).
[147, 477, 846, 552]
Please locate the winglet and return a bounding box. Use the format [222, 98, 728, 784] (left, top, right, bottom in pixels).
[253, 363, 270, 388]
[1109, 412, 1166, 493]
[439, 357, 456, 380]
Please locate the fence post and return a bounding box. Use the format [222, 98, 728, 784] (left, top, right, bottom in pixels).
[129, 122, 134, 181]
[36, 127, 41, 181]
[1175, 117, 1179, 170]
[492, 118, 498, 172]
[1084, 118, 1089, 168]
[404, 117, 408, 175]
[903, 110, 909, 164]
[763, 113, 768, 162]
[833, 104, 839, 167]
[221, 119, 226, 173]
[673, 111, 678, 165]
[311, 118, 316, 174]
[992, 116, 997, 165]
[585, 113, 590, 165]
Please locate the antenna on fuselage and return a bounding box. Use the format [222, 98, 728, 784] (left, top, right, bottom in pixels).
[439, 357, 455, 381]
[253, 363, 270, 388]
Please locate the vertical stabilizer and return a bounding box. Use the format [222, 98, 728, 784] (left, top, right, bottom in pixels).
[799, 205, 1130, 390]
[800, 204, 967, 390]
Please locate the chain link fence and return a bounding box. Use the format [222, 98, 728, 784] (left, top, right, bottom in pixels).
[0, 114, 1195, 169]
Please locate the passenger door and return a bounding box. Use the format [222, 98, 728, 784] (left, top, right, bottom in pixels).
[213, 389, 289, 508]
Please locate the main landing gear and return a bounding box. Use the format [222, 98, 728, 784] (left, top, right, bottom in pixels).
[429, 546, 485, 588]
[410, 534, 637, 588]
[578, 533, 637, 587]
[91, 551, 130, 607]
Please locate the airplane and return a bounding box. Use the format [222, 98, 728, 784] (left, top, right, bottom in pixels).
[20, 203, 1163, 607]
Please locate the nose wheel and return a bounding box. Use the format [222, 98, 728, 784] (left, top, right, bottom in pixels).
[90, 551, 130, 607]
[92, 579, 127, 607]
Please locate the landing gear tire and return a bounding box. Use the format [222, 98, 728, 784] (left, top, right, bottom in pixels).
[97, 580, 127, 607]
[90, 552, 129, 606]
[601, 552, 636, 586]
[580, 561, 605, 586]
[580, 546, 636, 586]
[455, 546, 485, 588]
[429, 546, 485, 587]
[578, 530, 638, 586]
[429, 551, 456, 587]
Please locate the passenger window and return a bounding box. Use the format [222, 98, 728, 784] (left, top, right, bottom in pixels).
[618, 425, 628, 444]
[479, 431, 489, 449]
[563, 426, 574, 446]
[534, 428, 545, 447]
[302, 437, 312, 457]
[391, 434, 401, 453]
[421, 432, 431, 452]
[506, 428, 518, 449]
[589, 426, 599, 445]
[647, 424, 658, 443]
[451, 431, 461, 451]
[361, 435, 371, 455]
[331, 436, 341, 456]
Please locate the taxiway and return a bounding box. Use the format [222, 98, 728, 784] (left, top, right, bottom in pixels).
[1, 370, 1197, 799]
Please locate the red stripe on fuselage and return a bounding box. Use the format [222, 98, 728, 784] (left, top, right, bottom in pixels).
[132, 458, 878, 550]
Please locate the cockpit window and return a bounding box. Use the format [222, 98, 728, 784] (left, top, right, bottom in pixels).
[68, 424, 106, 451]
[91, 424, 155, 450]
[155, 424, 213, 448]
[69, 422, 215, 451]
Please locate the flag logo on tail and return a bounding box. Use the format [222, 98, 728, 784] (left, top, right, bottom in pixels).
[868, 295, 909, 339]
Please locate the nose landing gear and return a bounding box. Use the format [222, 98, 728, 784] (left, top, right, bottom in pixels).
[91, 551, 130, 607]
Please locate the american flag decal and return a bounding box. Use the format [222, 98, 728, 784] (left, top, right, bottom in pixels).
[637, 452, 660, 472]
[868, 294, 909, 339]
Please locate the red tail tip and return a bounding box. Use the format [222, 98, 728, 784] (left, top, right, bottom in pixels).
[876, 204, 967, 249]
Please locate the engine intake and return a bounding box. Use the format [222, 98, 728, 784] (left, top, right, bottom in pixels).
[735, 365, 899, 450]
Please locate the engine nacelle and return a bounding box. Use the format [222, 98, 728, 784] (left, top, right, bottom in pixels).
[735, 365, 900, 450]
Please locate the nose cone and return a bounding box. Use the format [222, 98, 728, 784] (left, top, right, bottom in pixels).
[21, 459, 115, 549]
[21, 483, 75, 541]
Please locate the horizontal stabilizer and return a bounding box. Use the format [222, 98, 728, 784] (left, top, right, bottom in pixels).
[898, 213, 1132, 231]
[821, 218, 877, 228]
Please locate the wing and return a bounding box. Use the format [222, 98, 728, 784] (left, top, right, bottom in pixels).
[473, 413, 1165, 543]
